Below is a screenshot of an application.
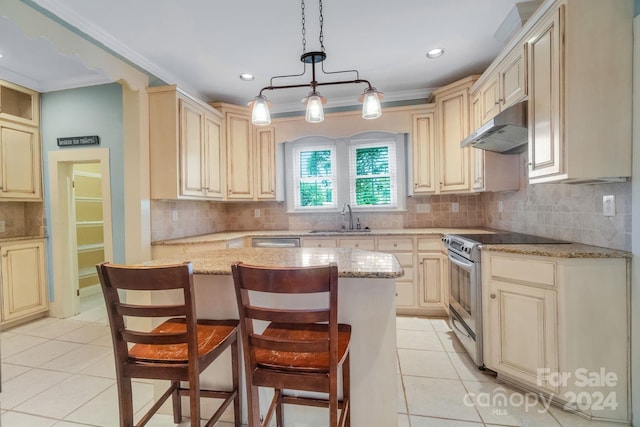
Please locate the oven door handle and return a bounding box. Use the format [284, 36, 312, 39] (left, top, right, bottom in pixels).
[451, 316, 472, 339]
[448, 251, 474, 269]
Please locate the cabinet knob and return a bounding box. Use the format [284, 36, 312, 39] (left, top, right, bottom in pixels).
[490, 293, 496, 299]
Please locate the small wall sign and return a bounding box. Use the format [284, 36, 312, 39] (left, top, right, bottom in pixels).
[57, 135, 100, 147]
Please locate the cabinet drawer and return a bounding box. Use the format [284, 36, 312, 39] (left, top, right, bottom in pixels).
[339, 238, 375, 250]
[377, 238, 414, 252]
[395, 281, 415, 307]
[302, 238, 337, 248]
[489, 255, 556, 286]
[417, 237, 444, 251]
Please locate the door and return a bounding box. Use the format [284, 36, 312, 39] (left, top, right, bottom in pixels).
[486, 279, 558, 393]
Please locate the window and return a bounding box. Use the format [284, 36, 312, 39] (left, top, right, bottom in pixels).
[349, 142, 396, 208]
[293, 145, 337, 210]
[285, 132, 407, 212]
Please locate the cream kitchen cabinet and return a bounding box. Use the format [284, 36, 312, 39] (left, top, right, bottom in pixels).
[431, 76, 477, 193]
[482, 250, 630, 423]
[525, 0, 632, 183]
[0, 121, 42, 201]
[1, 238, 48, 327]
[338, 237, 375, 250]
[302, 238, 337, 248]
[410, 108, 437, 194]
[254, 126, 278, 200]
[149, 85, 225, 200]
[416, 236, 448, 315]
[0, 79, 39, 127]
[476, 44, 527, 125]
[375, 237, 415, 313]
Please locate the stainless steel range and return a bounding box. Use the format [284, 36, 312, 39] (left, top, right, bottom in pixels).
[441, 232, 568, 368]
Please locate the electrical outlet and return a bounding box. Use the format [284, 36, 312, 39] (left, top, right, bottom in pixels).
[416, 203, 431, 213]
[603, 195, 615, 217]
[451, 202, 459, 213]
[254, 209, 261, 218]
[498, 201, 503, 213]
[172, 210, 178, 221]
[0, 220, 5, 233]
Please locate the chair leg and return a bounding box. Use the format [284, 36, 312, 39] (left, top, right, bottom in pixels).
[232, 336, 241, 426]
[343, 354, 351, 427]
[117, 376, 134, 427]
[171, 380, 182, 423]
[247, 384, 261, 427]
[275, 389, 283, 427]
[189, 376, 201, 427]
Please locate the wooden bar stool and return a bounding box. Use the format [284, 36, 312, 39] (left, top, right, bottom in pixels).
[96, 261, 241, 427]
[231, 262, 351, 427]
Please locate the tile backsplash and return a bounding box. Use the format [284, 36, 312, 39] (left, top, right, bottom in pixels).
[152, 179, 631, 251]
[0, 202, 45, 238]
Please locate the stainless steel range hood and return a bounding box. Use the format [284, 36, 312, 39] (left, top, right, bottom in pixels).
[460, 101, 528, 154]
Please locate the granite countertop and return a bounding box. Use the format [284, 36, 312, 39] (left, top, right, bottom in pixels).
[144, 247, 404, 279]
[0, 235, 47, 243]
[152, 228, 497, 246]
[482, 243, 631, 259]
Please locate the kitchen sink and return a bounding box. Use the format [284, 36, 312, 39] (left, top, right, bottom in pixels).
[308, 228, 371, 234]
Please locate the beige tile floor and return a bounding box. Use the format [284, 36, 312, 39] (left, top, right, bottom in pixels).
[0, 296, 627, 426]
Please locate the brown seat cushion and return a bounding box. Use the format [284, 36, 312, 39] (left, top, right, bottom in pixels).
[129, 318, 236, 363]
[255, 323, 351, 372]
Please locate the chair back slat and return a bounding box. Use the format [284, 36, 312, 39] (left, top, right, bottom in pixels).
[244, 306, 329, 324]
[122, 329, 188, 345]
[96, 261, 198, 367]
[250, 334, 329, 353]
[117, 303, 187, 318]
[234, 265, 332, 294]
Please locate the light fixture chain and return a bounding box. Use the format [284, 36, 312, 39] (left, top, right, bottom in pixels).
[318, 0, 325, 51]
[301, 0, 307, 54]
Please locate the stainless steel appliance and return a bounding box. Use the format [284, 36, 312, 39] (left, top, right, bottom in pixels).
[441, 232, 568, 368]
[251, 237, 300, 248]
[460, 101, 528, 154]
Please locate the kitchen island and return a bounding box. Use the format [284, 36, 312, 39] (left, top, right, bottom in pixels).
[143, 247, 403, 427]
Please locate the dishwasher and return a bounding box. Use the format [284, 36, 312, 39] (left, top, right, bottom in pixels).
[251, 237, 300, 248]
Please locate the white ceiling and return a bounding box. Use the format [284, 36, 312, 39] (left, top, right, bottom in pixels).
[0, 0, 529, 114]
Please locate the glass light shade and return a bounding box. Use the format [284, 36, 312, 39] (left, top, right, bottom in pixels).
[250, 95, 271, 125]
[361, 88, 382, 120]
[304, 93, 325, 123]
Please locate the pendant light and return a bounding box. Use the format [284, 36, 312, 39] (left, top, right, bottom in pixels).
[249, 0, 383, 125]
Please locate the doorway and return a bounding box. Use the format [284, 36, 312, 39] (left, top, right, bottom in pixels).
[48, 148, 113, 318]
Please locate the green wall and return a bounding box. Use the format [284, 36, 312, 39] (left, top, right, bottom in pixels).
[41, 83, 126, 300]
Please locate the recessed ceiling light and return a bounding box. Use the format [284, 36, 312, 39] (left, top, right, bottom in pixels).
[426, 48, 445, 59]
[0, 53, 4, 59]
[239, 73, 255, 81]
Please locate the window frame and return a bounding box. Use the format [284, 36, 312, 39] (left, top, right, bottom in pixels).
[284, 132, 407, 213]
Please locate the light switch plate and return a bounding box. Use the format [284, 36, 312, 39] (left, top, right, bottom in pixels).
[603, 195, 615, 217]
[0, 220, 5, 233]
[451, 202, 459, 213]
[416, 203, 431, 213]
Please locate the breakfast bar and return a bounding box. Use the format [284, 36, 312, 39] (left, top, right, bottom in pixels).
[143, 247, 403, 426]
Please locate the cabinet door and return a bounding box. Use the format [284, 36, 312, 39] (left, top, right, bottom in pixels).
[500, 45, 527, 109]
[527, 7, 563, 180]
[226, 112, 254, 199]
[470, 94, 485, 192]
[479, 75, 500, 124]
[255, 126, 276, 200]
[486, 280, 558, 393]
[203, 113, 225, 199]
[437, 89, 471, 193]
[179, 99, 206, 197]
[411, 112, 436, 194]
[418, 252, 448, 311]
[0, 81, 39, 127]
[1, 241, 47, 322]
[0, 122, 42, 200]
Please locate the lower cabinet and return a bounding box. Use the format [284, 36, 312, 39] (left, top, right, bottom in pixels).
[482, 251, 630, 423]
[1, 239, 48, 326]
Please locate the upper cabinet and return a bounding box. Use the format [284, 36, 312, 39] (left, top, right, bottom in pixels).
[410, 108, 436, 194]
[432, 76, 477, 193]
[0, 80, 39, 127]
[0, 80, 42, 201]
[148, 85, 225, 200]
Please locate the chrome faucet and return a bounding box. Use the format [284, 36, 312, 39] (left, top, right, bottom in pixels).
[341, 202, 354, 230]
